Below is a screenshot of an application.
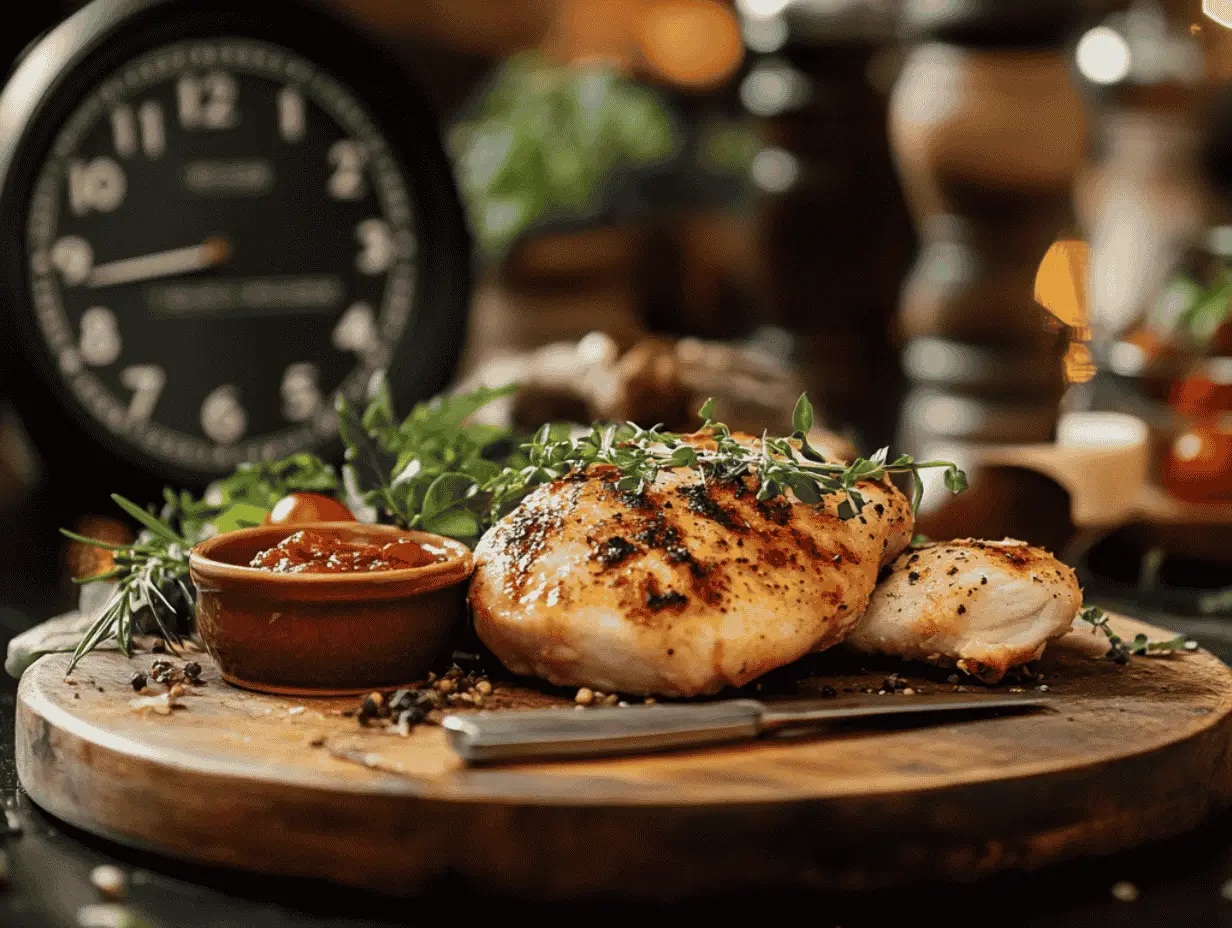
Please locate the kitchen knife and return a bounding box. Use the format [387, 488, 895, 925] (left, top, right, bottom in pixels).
[441, 691, 1051, 764]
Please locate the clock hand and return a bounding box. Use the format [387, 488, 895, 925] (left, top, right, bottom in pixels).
[87, 237, 230, 288]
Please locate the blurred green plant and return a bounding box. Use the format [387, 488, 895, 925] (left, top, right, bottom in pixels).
[450, 54, 680, 259]
[695, 120, 761, 176]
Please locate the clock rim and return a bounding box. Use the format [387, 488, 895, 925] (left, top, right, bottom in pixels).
[0, 0, 472, 499]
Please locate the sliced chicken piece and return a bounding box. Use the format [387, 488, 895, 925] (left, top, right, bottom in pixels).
[470, 451, 914, 697]
[846, 539, 1082, 682]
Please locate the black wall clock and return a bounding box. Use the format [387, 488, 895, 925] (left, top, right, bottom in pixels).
[0, 0, 471, 504]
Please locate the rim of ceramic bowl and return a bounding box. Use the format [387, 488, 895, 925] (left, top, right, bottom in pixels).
[189, 522, 474, 595]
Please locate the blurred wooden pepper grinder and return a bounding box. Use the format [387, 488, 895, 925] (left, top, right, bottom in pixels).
[889, 0, 1086, 546]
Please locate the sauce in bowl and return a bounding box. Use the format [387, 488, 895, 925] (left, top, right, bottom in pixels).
[249, 529, 450, 574]
[189, 522, 474, 695]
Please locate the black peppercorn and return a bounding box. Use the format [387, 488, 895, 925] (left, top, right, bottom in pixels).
[130, 672, 147, 691]
[183, 661, 202, 683]
[399, 707, 427, 728]
[387, 689, 415, 713]
[358, 693, 384, 725]
[149, 660, 174, 684]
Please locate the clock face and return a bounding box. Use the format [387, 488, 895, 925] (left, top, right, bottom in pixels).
[24, 37, 418, 474]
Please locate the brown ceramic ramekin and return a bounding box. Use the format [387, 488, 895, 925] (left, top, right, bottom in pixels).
[189, 522, 473, 696]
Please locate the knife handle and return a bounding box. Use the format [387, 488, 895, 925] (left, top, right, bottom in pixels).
[442, 700, 763, 764]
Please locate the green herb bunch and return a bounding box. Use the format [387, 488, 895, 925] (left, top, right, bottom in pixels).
[336, 379, 526, 545]
[450, 53, 679, 258]
[61, 388, 965, 671]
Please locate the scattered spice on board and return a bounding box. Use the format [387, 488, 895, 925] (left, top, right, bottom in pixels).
[142, 660, 205, 690]
[130, 684, 186, 715]
[351, 664, 500, 735]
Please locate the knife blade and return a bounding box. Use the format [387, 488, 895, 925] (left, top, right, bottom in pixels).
[441, 691, 1051, 764]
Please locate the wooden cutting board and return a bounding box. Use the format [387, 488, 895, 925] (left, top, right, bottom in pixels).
[15, 613, 1232, 899]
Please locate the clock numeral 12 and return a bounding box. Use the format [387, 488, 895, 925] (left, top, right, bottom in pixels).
[178, 72, 237, 130]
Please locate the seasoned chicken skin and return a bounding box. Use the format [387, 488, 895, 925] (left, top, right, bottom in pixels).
[470, 458, 914, 697]
[847, 539, 1082, 682]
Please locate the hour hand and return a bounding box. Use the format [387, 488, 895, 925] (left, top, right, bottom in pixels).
[87, 237, 230, 288]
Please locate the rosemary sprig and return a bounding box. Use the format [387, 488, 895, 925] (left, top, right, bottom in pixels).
[61, 495, 192, 676]
[60, 456, 338, 675]
[1077, 605, 1198, 663]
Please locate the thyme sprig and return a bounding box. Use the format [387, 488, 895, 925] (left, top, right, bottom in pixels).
[496, 395, 968, 520]
[60, 495, 192, 675]
[1077, 605, 1198, 663]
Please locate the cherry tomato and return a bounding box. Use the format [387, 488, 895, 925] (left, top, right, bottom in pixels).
[1162, 420, 1232, 503]
[264, 492, 355, 526]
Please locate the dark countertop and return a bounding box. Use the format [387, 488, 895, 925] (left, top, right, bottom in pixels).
[4, 614, 1232, 928]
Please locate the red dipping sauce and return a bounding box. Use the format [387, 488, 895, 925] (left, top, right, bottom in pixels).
[249, 529, 449, 574]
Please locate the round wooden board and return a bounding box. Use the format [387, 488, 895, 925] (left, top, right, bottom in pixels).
[15, 614, 1232, 899]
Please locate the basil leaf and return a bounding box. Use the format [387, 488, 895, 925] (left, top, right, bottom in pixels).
[421, 474, 478, 520]
[212, 502, 272, 535]
[422, 508, 480, 539]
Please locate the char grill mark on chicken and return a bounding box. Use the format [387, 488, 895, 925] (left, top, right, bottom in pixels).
[847, 539, 1082, 682]
[470, 457, 914, 697]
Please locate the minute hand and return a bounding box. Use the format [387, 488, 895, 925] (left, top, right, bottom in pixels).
[87, 238, 229, 288]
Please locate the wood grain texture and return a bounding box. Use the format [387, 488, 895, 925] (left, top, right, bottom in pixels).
[15, 614, 1232, 899]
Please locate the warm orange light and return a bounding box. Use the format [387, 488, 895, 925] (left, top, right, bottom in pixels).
[638, 0, 744, 88]
[1035, 239, 1093, 384]
[543, 0, 644, 71]
[1035, 239, 1088, 328]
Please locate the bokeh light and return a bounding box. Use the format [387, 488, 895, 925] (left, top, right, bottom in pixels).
[1076, 26, 1132, 85]
[1205, 0, 1232, 29]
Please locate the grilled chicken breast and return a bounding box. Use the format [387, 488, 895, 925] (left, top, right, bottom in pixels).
[470, 456, 914, 697]
[846, 539, 1082, 682]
